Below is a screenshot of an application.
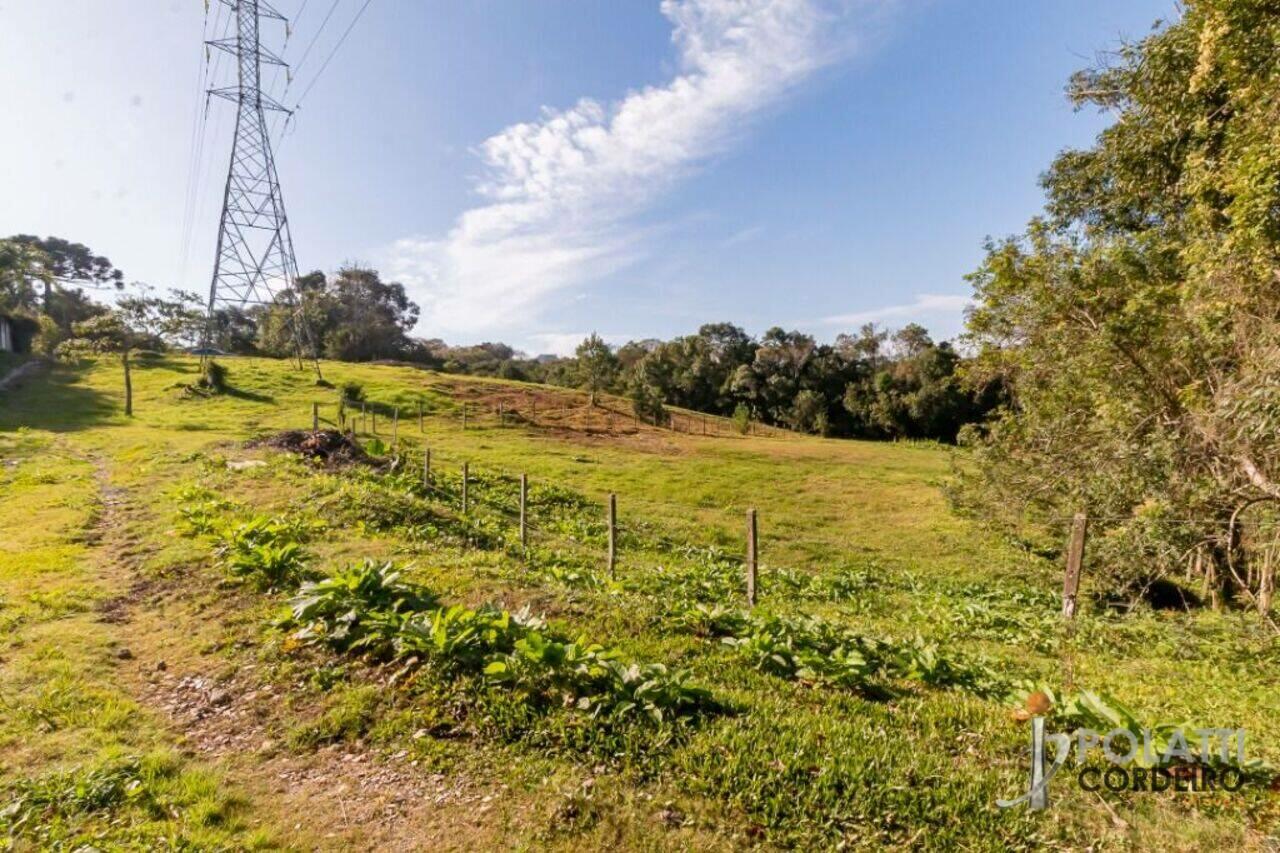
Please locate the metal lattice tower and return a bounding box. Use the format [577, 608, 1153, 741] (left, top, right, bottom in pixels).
[203, 0, 318, 375]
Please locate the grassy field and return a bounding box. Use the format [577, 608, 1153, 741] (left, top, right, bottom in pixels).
[1, 353, 1277, 850]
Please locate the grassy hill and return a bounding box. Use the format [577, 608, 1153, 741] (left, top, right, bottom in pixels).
[1, 354, 1276, 850]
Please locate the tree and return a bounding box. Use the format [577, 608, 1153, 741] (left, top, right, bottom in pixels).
[790, 389, 825, 433]
[961, 1, 1280, 609]
[58, 312, 143, 416]
[627, 358, 668, 425]
[0, 239, 50, 313]
[7, 235, 123, 312]
[258, 266, 420, 362]
[116, 286, 205, 350]
[575, 334, 618, 406]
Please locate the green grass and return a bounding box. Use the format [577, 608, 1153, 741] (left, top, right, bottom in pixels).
[1, 353, 1277, 850]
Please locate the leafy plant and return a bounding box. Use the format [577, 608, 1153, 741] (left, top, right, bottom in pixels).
[172, 484, 232, 536]
[340, 380, 364, 403]
[288, 559, 436, 656]
[213, 515, 315, 590]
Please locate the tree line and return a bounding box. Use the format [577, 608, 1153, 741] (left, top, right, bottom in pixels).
[0, 243, 997, 443]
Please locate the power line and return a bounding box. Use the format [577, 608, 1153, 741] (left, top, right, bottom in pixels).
[293, 0, 374, 108]
[289, 0, 344, 86]
[179, 2, 230, 290]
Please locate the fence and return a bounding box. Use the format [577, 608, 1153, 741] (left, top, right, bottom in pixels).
[327, 390, 794, 441]
[302, 400, 1280, 622]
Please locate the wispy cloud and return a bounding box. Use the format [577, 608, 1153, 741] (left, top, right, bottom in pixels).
[384, 0, 877, 343]
[813, 293, 973, 327]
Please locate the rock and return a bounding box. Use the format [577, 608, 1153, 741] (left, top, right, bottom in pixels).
[208, 688, 232, 706]
[115, 647, 134, 660]
[155, 660, 167, 672]
[226, 459, 267, 471]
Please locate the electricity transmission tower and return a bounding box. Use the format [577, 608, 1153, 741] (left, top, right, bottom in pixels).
[203, 0, 319, 376]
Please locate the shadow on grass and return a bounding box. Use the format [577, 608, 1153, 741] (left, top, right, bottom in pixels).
[223, 386, 275, 404]
[0, 363, 118, 432]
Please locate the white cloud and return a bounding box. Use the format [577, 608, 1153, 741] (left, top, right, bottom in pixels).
[384, 0, 874, 344]
[813, 293, 973, 327]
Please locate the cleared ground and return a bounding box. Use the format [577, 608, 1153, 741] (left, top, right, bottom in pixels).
[0, 354, 1276, 850]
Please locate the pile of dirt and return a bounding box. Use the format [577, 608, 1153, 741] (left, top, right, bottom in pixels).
[255, 429, 373, 466]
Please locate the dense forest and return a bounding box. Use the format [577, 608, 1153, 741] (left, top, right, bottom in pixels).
[0, 242, 997, 442]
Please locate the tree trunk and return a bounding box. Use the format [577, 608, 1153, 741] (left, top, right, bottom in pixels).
[123, 351, 133, 417]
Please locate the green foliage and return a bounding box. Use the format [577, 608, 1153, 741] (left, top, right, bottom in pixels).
[0, 753, 244, 848]
[575, 333, 619, 405]
[960, 2, 1280, 605]
[173, 484, 231, 536]
[628, 374, 667, 425]
[281, 558, 717, 726]
[339, 380, 364, 403]
[258, 267, 420, 361]
[289, 559, 436, 656]
[731, 403, 751, 434]
[213, 514, 317, 591]
[689, 608, 1005, 697]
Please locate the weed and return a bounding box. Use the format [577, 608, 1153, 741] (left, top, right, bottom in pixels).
[289, 559, 437, 657]
[213, 514, 316, 590]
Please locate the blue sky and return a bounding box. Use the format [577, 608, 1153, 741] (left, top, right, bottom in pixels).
[1, 0, 1174, 355]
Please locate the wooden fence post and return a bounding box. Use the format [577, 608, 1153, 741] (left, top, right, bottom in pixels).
[462, 402, 468, 430]
[123, 352, 133, 417]
[312, 402, 319, 431]
[607, 494, 617, 579]
[1062, 512, 1088, 619]
[746, 508, 758, 606]
[423, 448, 431, 488]
[461, 462, 469, 514]
[392, 408, 399, 446]
[499, 402, 505, 426]
[372, 411, 378, 435]
[418, 400, 424, 432]
[519, 474, 528, 552]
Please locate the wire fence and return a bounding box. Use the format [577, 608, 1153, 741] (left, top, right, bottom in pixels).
[296, 398, 1280, 620]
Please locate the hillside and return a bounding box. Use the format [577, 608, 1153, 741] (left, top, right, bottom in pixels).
[1, 354, 1276, 850]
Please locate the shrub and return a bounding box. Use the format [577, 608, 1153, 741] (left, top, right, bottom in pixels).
[732, 404, 751, 435]
[213, 515, 316, 590]
[289, 560, 436, 656]
[282, 562, 717, 724]
[339, 381, 364, 404]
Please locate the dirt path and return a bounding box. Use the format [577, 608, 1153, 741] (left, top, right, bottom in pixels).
[85, 457, 531, 850]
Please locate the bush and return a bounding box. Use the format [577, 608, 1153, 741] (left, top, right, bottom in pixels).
[340, 381, 364, 404]
[282, 561, 717, 724]
[289, 560, 436, 657]
[213, 515, 316, 591]
[732, 404, 751, 435]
